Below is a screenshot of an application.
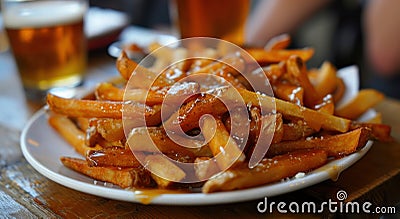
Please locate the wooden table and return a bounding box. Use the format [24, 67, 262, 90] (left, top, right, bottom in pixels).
[0, 31, 399, 218]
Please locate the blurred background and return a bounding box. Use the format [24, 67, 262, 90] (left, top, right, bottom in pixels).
[1, 0, 398, 99]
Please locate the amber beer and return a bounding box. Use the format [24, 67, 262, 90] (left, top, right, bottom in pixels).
[174, 0, 250, 46]
[3, 0, 86, 99]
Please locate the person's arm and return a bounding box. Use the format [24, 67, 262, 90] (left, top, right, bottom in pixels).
[364, 0, 400, 76]
[245, 0, 331, 47]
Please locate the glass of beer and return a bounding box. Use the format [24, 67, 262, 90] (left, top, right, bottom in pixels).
[171, 0, 250, 46]
[1, 0, 87, 102]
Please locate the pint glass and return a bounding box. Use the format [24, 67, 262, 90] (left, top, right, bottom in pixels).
[2, 0, 87, 101]
[171, 0, 250, 46]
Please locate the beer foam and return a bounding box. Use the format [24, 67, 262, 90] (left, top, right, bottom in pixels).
[3, 1, 86, 28]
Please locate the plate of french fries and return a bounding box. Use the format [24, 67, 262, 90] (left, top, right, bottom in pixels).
[21, 36, 392, 205]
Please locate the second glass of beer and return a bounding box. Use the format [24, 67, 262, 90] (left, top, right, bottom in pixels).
[171, 0, 250, 46]
[2, 0, 87, 102]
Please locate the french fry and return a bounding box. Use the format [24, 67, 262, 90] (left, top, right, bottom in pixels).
[116, 50, 144, 81]
[75, 117, 89, 132]
[350, 122, 392, 142]
[48, 114, 102, 156]
[267, 127, 371, 157]
[202, 149, 328, 193]
[264, 34, 292, 51]
[246, 113, 284, 167]
[163, 94, 229, 132]
[335, 89, 384, 120]
[189, 55, 245, 77]
[200, 116, 245, 170]
[86, 147, 142, 168]
[144, 154, 186, 188]
[286, 55, 320, 108]
[190, 68, 246, 89]
[47, 93, 122, 119]
[236, 88, 351, 132]
[95, 119, 125, 142]
[161, 59, 193, 83]
[262, 61, 286, 83]
[126, 88, 164, 105]
[126, 127, 211, 159]
[95, 82, 124, 101]
[273, 82, 304, 106]
[246, 48, 314, 65]
[332, 77, 345, 103]
[315, 94, 335, 115]
[96, 82, 199, 106]
[47, 93, 162, 126]
[85, 118, 103, 147]
[194, 157, 220, 181]
[282, 120, 315, 141]
[116, 50, 174, 88]
[314, 62, 338, 98]
[61, 157, 152, 188]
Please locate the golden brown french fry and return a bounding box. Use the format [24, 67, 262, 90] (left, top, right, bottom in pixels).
[47, 93, 123, 119]
[262, 61, 286, 83]
[126, 88, 164, 105]
[264, 34, 292, 50]
[315, 94, 335, 115]
[194, 157, 220, 181]
[153, 82, 200, 106]
[189, 55, 245, 77]
[246, 48, 314, 65]
[144, 154, 186, 188]
[286, 55, 320, 108]
[95, 82, 124, 101]
[116, 50, 142, 81]
[335, 89, 384, 120]
[75, 117, 89, 132]
[48, 114, 102, 156]
[236, 88, 351, 132]
[95, 119, 125, 142]
[163, 94, 228, 132]
[307, 68, 319, 85]
[273, 82, 304, 106]
[46, 93, 162, 126]
[116, 50, 173, 88]
[161, 59, 193, 83]
[200, 116, 245, 170]
[242, 107, 261, 154]
[202, 149, 328, 193]
[245, 113, 284, 167]
[332, 77, 345, 103]
[269, 114, 284, 144]
[61, 157, 152, 188]
[314, 61, 338, 98]
[85, 118, 102, 147]
[97, 82, 199, 106]
[268, 127, 371, 157]
[282, 120, 315, 141]
[126, 127, 211, 159]
[350, 122, 392, 142]
[86, 147, 141, 168]
[190, 57, 215, 72]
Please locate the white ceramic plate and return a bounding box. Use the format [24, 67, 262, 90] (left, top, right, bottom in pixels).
[20, 66, 373, 205]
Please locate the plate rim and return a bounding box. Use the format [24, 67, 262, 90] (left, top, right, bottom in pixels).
[20, 108, 373, 205]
